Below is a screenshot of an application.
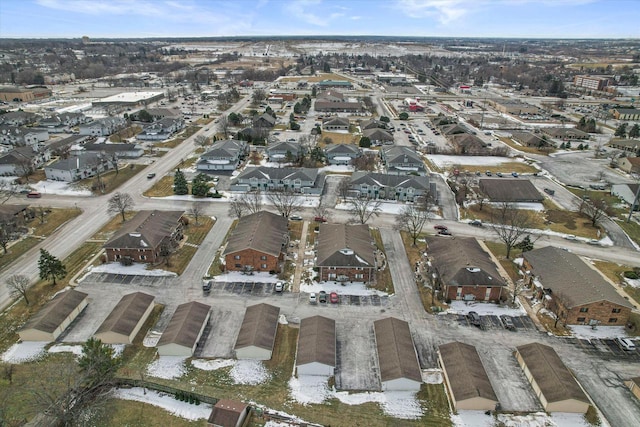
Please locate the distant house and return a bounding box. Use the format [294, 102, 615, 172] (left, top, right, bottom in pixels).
[316, 80, 353, 89]
[47, 134, 90, 157]
[511, 131, 551, 148]
[440, 123, 470, 136]
[612, 107, 640, 121]
[265, 140, 304, 162]
[608, 138, 640, 155]
[38, 112, 88, 133]
[78, 117, 127, 136]
[541, 127, 590, 141]
[94, 292, 155, 344]
[231, 166, 325, 195]
[349, 171, 432, 202]
[144, 108, 182, 120]
[360, 119, 386, 130]
[617, 156, 640, 174]
[522, 247, 633, 326]
[479, 179, 544, 203]
[0, 145, 51, 176]
[296, 315, 336, 376]
[44, 152, 116, 182]
[253, 113, 276, 128]
[223, 211, 288, 273]
[322, 117, 350, 131]
[611, 183, 640, 210]
[136, 117, 184, 141]
[0, 204, 32, 230]
[426, 237, 507, 302]
[363, 128, 393, 145]
[0, 126, 49, 146]
[515, 342, 590, 413]
[207, 399, 250, 427]
[234, 303, 280, 360]
[18, 290, 89, 342]
[316, 89, 345, 103]
[103, 210, 185, 264]
[76, 142, 144, 159]
[196, 139, 248, 171]
[374, 317, 422, 391]
[236, 127, 269, 143]
[438, 342, 499, 411]
[380, 146, 427, 175]
[157, 301, 211, 357]
[315, 89, 362, 112]
[449, 134, 490, 155]
[324, 143, 361, 165]
[0, 111, 39, 126]
[316, 224, 376, 283]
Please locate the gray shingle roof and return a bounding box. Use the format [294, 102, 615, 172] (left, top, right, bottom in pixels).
[46, 153, 104, 171]
[157, 301, 211, 349]
[223, 211, 288, 257]
[296, 315, 336, 367]
[523, 246, 633, 308]
[426, 237, 506, 288]
[201, 139, 246, 159]
[316, 224, 375, 268]
[234, 303, 280, 351]
[350, 172, 430, 190]
[363, 128, 393, 141]
[438, 341, 498, 403]
[104, 210, 184, 250]
[374, 317, 422, 383]
[516, 342, 589, 404]
[21, 289, 88, 334]
[95, 292, 155, 337]
[235, 166, 319, 183]
[479, 179, 544, 202]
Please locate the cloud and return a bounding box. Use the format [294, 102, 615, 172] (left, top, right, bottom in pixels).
[285, 0, 326, 26]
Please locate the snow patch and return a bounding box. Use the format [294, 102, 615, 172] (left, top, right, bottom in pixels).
[289, 375, 332, 405]
[430, 155, 514, 168]
[112, 387, 212, 421]
[48, 344, 84, 356]
[445, 300, 526, 316]
[230, 359, 270, 385]
[568, 325, 628, 340]
[85, 262, 177, 277]
[278, 314, 289, 325]
[147, 356, 187, 379]
[33, 180, 92, 196]
[191, 358, 236, 371]
[1, 341, 47, 363]
[422, 368, 443, 384]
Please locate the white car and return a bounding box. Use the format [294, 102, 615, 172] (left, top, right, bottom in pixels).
[615, 337, 636, 351]
[274, 281, 284, 292]
[309, 293, 317, 304]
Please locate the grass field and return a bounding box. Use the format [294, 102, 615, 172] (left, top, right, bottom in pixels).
[456, 162, 539, 175]
[161, 216, 214, 275]
[370, 228, 394, 294]
[320, 131, 359, 145]
[143, 175, 175, 197]
[94, 164, 148, 195]
[497, 136, 554, 155]
[91, 212, 138, 241]
[155, 125, 202, 149]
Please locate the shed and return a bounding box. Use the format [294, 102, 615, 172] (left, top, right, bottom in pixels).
[18, 289, 89, 342]
[515, 342, 590, 413]
[373, 317, 422, 391]
[207, 399, 250, 427]
[94, 292, 155, 344]
[234, 303, 280, 360]
[296, 316, 336, 376]
[157, 302, 211, 356]
[438, 342, 499, 411]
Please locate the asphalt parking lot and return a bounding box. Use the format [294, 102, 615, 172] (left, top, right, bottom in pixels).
[84, 272, 174, 287]
[334, 319, 381, 391]
[453, 313, 538, 331]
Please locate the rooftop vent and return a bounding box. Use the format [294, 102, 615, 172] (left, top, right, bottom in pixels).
[466, 267, 481, 273]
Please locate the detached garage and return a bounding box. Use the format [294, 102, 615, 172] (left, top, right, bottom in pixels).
[18, 289, 89, 342]
[296, 316, 336, 376]
[94, 292, 155, 344]
[374, 317, 422, 391]
[157, 301, 211, 356]
[515, 342, 590, 413]
[438, 341, 499, 411]
[234, 303, 280, 360]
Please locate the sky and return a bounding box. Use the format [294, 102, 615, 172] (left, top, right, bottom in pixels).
[0, 0, 638, 39]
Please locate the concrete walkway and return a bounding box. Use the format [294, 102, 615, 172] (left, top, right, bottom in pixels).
[291, 220, 310, 293]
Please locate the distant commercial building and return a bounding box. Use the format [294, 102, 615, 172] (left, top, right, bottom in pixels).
[0, 86, 51, 102]
[491, 100, 540, 115]
[612, 108, 640, 121]
[573, 75, 611, 91]
[92, 91, 164, 107]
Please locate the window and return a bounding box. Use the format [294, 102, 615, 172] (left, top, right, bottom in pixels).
[612, 308, 621, 313]
[234, 255, 241, 260]
[235, 263, 242, 268]
[140, 255, 146, 260]
[579, 307, 588, 313]
[261, 255, 267, 260]
[608, 318, 618, 323]
[355, 274, 364, 279]
[115, 254, 121, 260]
[261, 264, 267, 269]
[577, 317, 586, 322]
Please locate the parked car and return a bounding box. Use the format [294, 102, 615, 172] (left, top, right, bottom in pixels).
[587, 239, 601, 246]
[329, 292, 339, 304]
[289, 215, 303, 221]
[496, 172, 503, 177]
[202, 281, 212, 293]
[500, 315, 516, 330]
[469, 220, 483, 227]
[485, 171, 492, 176]
[314, 216, 327, 223]
[147, 173, 156, 179]
[26, 191, 41, 198]
[438, 229, 452, 236]
[543, 188, 555, 196]
[563, 234, 577, 240]
[615, 337, 636, 351]
[433, 224, 448, 231]
[511, 172, 519, 178]
[467, 311, 481, 326]
[274, 281, 284, 292]
[318, 290, 327, 303]
[309, 293, 317, 304]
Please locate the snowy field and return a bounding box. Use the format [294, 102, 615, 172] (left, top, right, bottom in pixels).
[81, 262, 177, 278]
[146, 356, 272, 385]
[32, 180, 92, 196]
[300, 280, 388, 296]
[112, 387, 213, 421]
[335, 200, 408, 215]
[429, 155, 515, 169]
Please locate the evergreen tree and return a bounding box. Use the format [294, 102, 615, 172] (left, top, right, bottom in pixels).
[629, 124, 640, 139]
[191, 173, 211, 197]
[173, 169, 188, 195]
[38, 249, 66, 285]
[359, 136, 372, 148]
[615, 123, 628, 138]
[78, 338, 121, 388]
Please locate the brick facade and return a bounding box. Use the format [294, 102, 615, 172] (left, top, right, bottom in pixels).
[319, 266, 375, 283]
[547, 297, 631, 326]
[444, 285, 503, 303]
[225, 248, 283, 273]
[107, 247, 158, 263]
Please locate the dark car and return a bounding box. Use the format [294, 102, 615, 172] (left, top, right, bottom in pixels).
[438, 229, 452, 236]
[543, 188, 555, 196]
[468, 311, 481, 327]
[202, 281, 212, 293]
[469, 220, 483, 227]
[318, 290, 327, 303]
[433, 224, 448, 231]
[500, 315, 516, 330]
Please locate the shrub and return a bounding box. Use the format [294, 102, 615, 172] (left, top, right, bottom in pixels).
[623, 271, 639, 280]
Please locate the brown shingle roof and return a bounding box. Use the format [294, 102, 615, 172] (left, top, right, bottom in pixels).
[234, 303, 280, 351]
[479, 179, 544, 202]
[316, 224, 375, 268]
[374, 317, 422, 383]
[21, 289, 88, 334]
[157, 301, 211, 349]
[426, 237, 506, 288]
[438, 341, 498, 403]
[523, 247, 633, 309]
[207, 399, 248, 427]
[95, 292, 155, 337]
[104, 210, 184, 250]
[296, 316, 336, 367]
[516, 342, 589, 404]
[224, 211, 288, 258]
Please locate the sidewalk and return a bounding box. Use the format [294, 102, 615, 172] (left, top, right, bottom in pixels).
[291, 220, 309, 293]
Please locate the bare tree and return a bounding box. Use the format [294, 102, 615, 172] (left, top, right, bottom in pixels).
[107, 192, 134, 222]
[6, 274, 30, 305]
[580, 196, 608, 227]
[267, 188, 303, 218]
[352, 152, 377, 171]
[395, 204, 430, 245]
[0, 222, 11, 254]
[36, 206, 49, 224]
[15, 157, 34, 183]
[251, 88, 267, 105]
[0, 180, 18, 204]
[337, 177, 351, 203]
[194, 135, 209, 147]
[228, 190, 262, 218]
[314, 197, 331, 221]
[217, 115, 230, 138]
[348, 197, 382, 224]
[228, 197, 247, 219]
[189, 201, 204, 225]
[511, 278, 526, 305]
[489, 202, 534, 259]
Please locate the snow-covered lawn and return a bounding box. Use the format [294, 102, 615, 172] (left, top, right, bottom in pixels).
[147, 356, 187, 379]
[32, 180, 92, 196]
[429, 155, 515, 168]
[289, 374, 423, 419]
[82, 262, 177, 278]
[188, 358, 270, 385]
[300, 281, 388, 296]
[1, 341, 47, 363]
[445, 300, 526, 316]
[319, 165, 354, 173]
[624, 277, 640, 289]
[453, 410, 600, 427]
[568, 325, 628, 340]
[112, 387, 212, 421]
[335, 200, 409, 215]
[48, 344, 84, 356]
